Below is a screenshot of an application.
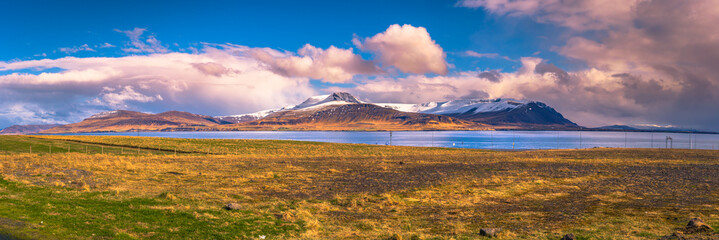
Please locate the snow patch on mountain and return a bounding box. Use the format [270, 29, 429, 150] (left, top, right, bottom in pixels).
[379, 98, 529, 115]
[88, 110, 119, 119]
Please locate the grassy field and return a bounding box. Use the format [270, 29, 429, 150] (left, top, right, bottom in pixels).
[0, 135, 718, 239]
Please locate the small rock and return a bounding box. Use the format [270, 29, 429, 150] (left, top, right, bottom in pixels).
[480, 228, 502, 238]
[224, 203, 241, 210]
[659, 233, 685, 240]
[386, 233, 402, 240]
[685, 218, 713, 233]
[560, 233, 576, 240]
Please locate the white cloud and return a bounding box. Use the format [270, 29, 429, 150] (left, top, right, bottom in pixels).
[249, 44, 381, 83]
[354, 24, 448, 75]
[93, 86, 163, 108]
[0, 104, 68, 125]
[463, 50, 513, 61]
[97, 43, 115, 48]
[59, 44, 95, 54]
[115, 27, 169, 53]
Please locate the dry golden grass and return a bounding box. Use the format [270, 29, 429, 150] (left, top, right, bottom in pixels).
[1, 135, 719, 239]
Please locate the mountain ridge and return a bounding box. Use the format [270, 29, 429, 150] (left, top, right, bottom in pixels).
[0, 124, 63, 135]
[42, 110, 230, 133]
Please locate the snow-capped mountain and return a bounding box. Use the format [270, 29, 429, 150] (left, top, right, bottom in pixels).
[380, 98, 576, 127]
[217, 92, 365, 123]
[219, 92, 578, 129]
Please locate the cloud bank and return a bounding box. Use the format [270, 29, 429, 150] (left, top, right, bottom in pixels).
[0, 49, 316, 125]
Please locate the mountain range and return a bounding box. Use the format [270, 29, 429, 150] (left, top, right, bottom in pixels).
[36, 92, 579, 133]
[215, 92, 578, 130]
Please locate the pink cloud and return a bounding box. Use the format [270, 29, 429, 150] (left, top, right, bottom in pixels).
[354, 24, 448, 75]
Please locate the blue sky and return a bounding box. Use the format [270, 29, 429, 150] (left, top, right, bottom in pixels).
[1, 0, 570, 71]
[1, 0, 719, 131]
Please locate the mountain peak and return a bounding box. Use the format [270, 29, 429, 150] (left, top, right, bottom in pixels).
[293, 92, 362, 110]
[324, 92, 361, 103]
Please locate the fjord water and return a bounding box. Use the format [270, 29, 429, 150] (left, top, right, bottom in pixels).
[66, 131, 719, 150]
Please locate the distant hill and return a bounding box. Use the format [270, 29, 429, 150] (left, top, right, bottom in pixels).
[595, 125, 640, 131]
[42, 110, 230, 133]
[594, 124, 713, 133]
[0, 124, 62, 135]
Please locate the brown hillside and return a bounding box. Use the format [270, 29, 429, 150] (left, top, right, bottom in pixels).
[42, 110, 227, 133]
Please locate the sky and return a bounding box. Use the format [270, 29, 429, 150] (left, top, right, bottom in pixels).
[1, 0, 718, 131]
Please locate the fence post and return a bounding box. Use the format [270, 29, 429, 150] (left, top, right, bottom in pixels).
[49, 144, 52, 154]
[30, 146, 32, 154]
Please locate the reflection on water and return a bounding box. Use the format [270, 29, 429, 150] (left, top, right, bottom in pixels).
[64, 131, 719, 150]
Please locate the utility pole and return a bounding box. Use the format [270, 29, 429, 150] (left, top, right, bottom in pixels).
[556, 132, 560, 149]
[651, 133, 654, 148]
[490, 131, 494, 149]
[579, 131, 583, 149]
[624, 131, 627, 148]
[431, 131, 434, 147]
[389, 131, 392, 146]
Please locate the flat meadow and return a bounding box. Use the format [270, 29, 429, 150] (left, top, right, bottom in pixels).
[0, 135, 718, 239]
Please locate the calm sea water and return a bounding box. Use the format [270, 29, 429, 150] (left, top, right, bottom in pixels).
[63, 131, 719, 150]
